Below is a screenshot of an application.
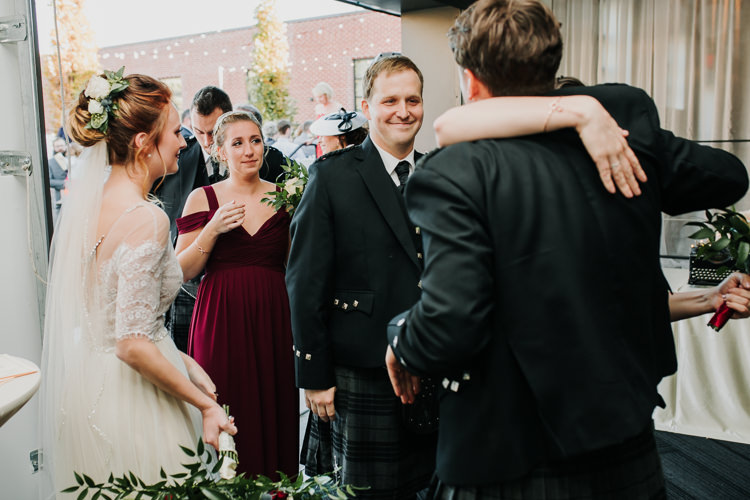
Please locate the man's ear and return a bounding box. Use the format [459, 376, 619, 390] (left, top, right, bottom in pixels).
[361, 99, 371, 120]
[463, 69, 491, 102]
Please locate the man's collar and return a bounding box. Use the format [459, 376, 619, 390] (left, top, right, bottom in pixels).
[371, 140, 415, 175]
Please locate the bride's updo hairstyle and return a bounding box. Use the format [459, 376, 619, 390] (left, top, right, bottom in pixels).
[68, 73, 172, 184]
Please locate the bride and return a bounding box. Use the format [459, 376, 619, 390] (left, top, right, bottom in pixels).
[39, 71, 237, 498]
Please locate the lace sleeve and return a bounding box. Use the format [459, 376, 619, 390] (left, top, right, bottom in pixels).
[114, 240, 168, 341]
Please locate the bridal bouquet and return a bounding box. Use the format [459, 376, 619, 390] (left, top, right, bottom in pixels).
[686, 208, 750, 330]
[218, 404, 238, 479]
[261, 156, 309, 216]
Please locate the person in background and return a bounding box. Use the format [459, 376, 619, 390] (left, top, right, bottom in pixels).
[262, 121, 278, 146]
[181, 109, 192, 130]
[312, 81, 342, 118]
[312, 82, 343, 158]
[309, 109, 368, 155]
[175, 110, 298, 479]
[48, 137, 68, 219]
[271, 119, 298, 158]
[293, 120, 317, 160]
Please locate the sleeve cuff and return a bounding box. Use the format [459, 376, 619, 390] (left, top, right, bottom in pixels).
[294, 344, 336, 389]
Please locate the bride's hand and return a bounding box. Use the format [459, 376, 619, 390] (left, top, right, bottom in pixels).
[207, 200, 245, 235]
[201, 404, 237, 451]
[575, 96, 647, 198]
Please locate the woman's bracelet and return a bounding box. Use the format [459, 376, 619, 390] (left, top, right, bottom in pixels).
[543, 97, 564, 132]
[195, 241, 209, 255]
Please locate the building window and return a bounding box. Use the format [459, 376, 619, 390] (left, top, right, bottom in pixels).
[161, 77, 184, 113]
[352, 58, 373, 111]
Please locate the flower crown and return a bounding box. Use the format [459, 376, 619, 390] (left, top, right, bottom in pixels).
[84, 67, 129, 134]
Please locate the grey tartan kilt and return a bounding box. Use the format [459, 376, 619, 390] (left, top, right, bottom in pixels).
[429, 423, 665, 500]
[167, 278, 200, 353]
[301, 365, 437, 499]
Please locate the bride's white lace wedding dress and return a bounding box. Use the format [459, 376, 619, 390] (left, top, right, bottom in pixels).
[49, 202, 200, 493]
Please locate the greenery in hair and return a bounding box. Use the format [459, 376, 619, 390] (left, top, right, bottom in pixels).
[84, 66, 129, 134]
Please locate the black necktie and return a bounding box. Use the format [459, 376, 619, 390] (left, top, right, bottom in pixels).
[395, 161, 410, 193]
[208, 159, 225, 184]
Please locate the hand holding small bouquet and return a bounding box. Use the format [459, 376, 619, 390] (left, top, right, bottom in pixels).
[686, 208, 750, 330]
[218, 404, 238, 479]
[261, 157, 309, 216]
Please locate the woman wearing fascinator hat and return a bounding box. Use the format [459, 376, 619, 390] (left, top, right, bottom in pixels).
[310, 108, 368, 155]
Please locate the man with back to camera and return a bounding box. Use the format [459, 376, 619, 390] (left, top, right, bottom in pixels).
[286, 54, 436, 498]
[385, 0, 748, 498]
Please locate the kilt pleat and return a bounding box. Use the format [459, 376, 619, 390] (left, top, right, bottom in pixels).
[302, 365, 436, 499]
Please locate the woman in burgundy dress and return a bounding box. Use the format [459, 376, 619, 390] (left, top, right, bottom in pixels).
[175, 110, 298, 479]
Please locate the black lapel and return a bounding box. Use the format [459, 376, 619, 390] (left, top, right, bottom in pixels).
[355, 137, 421, 270]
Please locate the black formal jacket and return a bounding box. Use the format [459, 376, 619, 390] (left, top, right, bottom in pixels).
[153, 128, 209, 242]
[387, 84, 749, 485]
[287, 136, 424, 389]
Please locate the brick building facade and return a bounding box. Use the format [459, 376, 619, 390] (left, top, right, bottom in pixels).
[91, 10, 400, 126]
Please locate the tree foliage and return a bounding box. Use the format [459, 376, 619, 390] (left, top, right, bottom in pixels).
[41, 0, 100, 133]
[247, 0, 295, 121]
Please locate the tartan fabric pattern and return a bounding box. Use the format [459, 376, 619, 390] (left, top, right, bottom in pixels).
[430, 425, 665, 500]
[301, 365, 436, 499]
[167, 279, 200, 353]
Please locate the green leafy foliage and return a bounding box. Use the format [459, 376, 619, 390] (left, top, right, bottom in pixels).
[686, 207, 750, 274]
[260, 156, 309, 216]
[65, 438, 361, 499]
[246, 0, 296, 121]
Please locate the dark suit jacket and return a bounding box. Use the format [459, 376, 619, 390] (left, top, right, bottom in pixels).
[387, 84, 748, 485]
[153, 127, 209, 242]
[287, 137, 424, 389]
[48, 154, 67, 202]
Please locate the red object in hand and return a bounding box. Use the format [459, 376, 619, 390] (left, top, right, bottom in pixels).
[708, 302, 733, 331]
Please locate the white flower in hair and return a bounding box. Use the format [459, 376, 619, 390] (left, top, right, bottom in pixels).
[85, 76, 111, 100]
[88, 99, 104, 115]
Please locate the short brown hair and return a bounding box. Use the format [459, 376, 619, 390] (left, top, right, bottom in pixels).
[448, 0, 562, 97]
[362, 54, 424, 101]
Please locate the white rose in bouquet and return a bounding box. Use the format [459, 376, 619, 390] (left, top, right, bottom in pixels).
[88, 99, 104, 115]
[284, 178, 299, 196]
[84, 76, 111, 100]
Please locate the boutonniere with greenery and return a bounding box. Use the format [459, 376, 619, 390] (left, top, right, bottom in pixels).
[686, 207, 750, 330]
[63, 437, 361, 499]
[261, 157, 308, 216]
[84, 66, 129, 134]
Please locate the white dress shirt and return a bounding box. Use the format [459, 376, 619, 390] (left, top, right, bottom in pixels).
[371, 141, 415, 186]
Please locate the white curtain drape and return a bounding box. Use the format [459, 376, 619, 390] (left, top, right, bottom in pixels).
[544, 0, 750, 256]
